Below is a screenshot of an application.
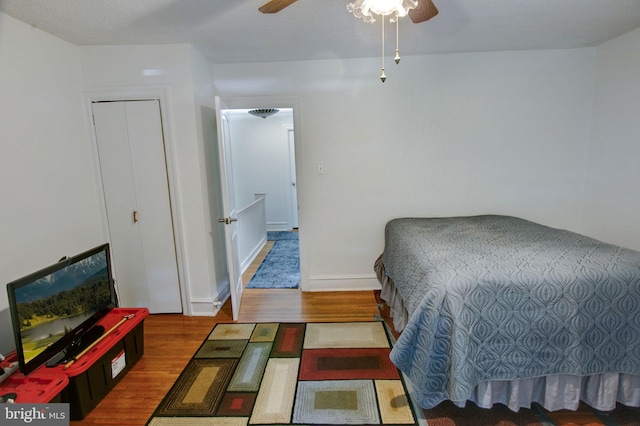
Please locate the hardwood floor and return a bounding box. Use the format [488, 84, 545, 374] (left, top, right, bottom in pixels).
[71, 240, 379, 426]
[71, 244, 608, 425]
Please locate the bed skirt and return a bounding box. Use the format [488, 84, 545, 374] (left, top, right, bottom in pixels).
[374, 255, 640, 412]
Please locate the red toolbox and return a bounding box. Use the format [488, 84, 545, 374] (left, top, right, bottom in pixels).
[47, 307, 149, 420]
[0, 357, 68, 403]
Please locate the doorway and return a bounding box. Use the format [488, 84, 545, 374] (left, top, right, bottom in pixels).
[222, 107, 301, 290]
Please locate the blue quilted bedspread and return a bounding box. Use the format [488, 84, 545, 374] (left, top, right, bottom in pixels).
[382, 215, 640, 409]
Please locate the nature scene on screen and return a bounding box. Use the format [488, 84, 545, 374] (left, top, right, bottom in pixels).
[14, 252, 112, 363]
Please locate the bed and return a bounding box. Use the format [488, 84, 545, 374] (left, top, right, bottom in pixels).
[375, 215, 640, 412]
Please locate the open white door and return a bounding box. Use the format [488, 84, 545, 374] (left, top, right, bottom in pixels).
[215, 97, 243, 320]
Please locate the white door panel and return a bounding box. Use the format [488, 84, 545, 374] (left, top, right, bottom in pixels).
[215, 97, 243, 320]
[92, 100, 181, 313]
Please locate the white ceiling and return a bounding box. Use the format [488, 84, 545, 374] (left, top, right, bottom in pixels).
[2, 0, 640, 64]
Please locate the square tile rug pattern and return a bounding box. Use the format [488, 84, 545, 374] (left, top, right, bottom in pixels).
[147, 321, 424, 425]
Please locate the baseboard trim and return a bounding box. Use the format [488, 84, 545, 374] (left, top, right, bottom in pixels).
[266, 221, 290, 231]
[189, 281, 230, 316]
[305, 274, 381, 292]
[241, 237, 267, 274]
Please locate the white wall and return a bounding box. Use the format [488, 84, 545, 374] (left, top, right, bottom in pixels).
[581, 27, 640, 251]
[227, 109, 295, 230]
[214, 48, 598, 290]
[191, 50, 230, 311]
[79, 44, 226, 315]
[2, 6, 638, 323]
[0, 13, 107, 353]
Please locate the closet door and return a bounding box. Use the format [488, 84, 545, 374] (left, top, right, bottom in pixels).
[92, 100, 182, 313]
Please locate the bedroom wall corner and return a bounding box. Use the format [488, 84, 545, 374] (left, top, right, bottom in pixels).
[582, 27, 640, 251]
[0, 13, 108, 305]
[0, 12, 108, 351]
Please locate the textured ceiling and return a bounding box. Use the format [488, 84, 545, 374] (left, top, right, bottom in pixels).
[1, 0, 640, 64]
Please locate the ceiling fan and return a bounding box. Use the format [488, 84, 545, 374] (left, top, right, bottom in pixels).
[258, 0, 439, 23]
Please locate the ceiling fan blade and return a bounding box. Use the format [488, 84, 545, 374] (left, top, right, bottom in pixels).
[259, 0, 298, 14]
[408, 0, 439, 23]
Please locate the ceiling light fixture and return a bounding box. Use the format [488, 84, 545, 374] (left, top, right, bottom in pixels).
[248, 108, 279, 119]
[347, 0, 417, 82]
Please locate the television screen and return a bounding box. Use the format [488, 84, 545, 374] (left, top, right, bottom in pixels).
[6, 243, 117, 375]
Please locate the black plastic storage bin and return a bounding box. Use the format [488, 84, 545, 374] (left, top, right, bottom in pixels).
[53, 308, 148, 420]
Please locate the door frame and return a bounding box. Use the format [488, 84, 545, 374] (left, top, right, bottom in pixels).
[84, 87, 190, 314]
[222, 96, 307, 291]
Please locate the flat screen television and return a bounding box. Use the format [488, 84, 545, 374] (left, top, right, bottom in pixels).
[6, 243, 117, 375]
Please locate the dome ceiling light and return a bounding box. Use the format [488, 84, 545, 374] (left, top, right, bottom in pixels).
[248, 108, 280, 119]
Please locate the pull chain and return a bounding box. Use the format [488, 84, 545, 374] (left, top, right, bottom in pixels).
[394, 16, 401, 64]
[380, 18, 386, 82]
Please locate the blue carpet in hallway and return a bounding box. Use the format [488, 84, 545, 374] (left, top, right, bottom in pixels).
[247, 232, 299, 289]
[267, 231, 299, 241]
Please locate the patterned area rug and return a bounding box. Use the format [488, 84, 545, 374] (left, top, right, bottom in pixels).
[146, 321, 640, 426]
[147, 321, 425, 425]
[246, 233, 299, 289]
